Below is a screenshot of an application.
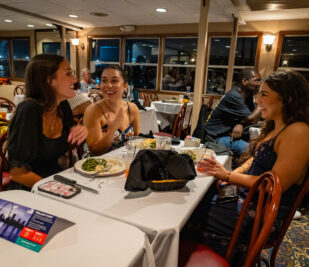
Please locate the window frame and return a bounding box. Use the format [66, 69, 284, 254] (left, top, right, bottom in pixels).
[161, 36, 198, 93]
[275, 31, 309, 73]
[0, 37, 31, 81]
[205, 32, 262, 96]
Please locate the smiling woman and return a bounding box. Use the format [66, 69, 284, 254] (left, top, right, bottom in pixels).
[83, 65, 140, 155]
[8, 54, 88, 190]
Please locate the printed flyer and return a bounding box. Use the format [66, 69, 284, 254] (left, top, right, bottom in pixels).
[0, 198, 57, 252]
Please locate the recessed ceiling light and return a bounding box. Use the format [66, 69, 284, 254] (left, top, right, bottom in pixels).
[46, 23, 53, 27]
[4, 19, 13, 23]
[69, 14, 78, 18]
[156, 8, 167, 13]
[27, 24, 35, 28]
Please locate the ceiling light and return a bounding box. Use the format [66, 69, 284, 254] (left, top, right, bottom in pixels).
[69, 14, 78, 18]
[4, 19, 13, 23]
[46, 23, 53, 27]
[156, 8, 167, 13]
[27, 24, 35, 28]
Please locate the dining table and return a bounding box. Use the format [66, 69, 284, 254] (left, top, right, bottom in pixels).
[32, 144, 231, 267]
[150, 100, 193, 130]
[139, 107, 159, 134]
[0, 190, 155, 267]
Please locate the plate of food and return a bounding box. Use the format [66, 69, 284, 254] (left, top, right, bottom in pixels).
[74, 157, 125, 177]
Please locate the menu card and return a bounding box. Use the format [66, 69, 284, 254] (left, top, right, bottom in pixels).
[0, 198, 56, 252]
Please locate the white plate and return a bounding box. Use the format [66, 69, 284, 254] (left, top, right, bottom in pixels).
[74, 156, 126, 177]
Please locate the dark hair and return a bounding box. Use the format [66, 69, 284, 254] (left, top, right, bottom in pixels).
[265, 69, 309, 125]
[25, 54, 65, 111]
[102, 65, 128, 83]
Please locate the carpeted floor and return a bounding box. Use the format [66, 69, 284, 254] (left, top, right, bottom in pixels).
[261, 212, 309, 267]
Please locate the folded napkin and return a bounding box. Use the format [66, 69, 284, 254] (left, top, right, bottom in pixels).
[125, 149, 196, 192]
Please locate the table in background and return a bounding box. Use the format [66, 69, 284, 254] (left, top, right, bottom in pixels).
[0, 190, 154, 267]
[139, 107, 159, 134]
[150, 101, 193, 130]
[32, 147, 231, 267]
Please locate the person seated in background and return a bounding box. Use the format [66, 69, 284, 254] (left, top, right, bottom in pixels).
[8, 54, 88, 190]
[83, 65, 140, 155]
[182, 69, 309, 266]
[67, 80, 91, 120]
[80, 68, 99, 93]
[205, 68, 262, 155]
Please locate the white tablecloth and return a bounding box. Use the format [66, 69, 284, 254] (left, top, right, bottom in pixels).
[32, 148, 231, 267]
[0, 190, 155, 267]
[150, 101, 193, 130]
[139, 107, 159, 134]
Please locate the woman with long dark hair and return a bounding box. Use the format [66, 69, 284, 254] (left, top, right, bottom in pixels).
[182, 69, 309, 265]
[8, 54, 88, 190]
[83, 65, 140, 155]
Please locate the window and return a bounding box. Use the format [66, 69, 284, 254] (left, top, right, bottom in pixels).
[277, 33, 309, 81]
[0, 38, 30, 79]
[206, 36, 259, 95]
[124, 38, 159, 90]
[162, 37, 197, 92]
[42, 42, 70, 61]
[89, 38, 120, 84]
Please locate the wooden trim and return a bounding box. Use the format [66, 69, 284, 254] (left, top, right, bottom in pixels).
[88, 33, 198, 39]
[157, 37, 164, 93]
[255, 32, 263, 70]
[274, 31, 309, 70]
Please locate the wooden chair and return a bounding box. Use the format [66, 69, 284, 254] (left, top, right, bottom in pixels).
[88, 91, 103, 102]
[0, 97, 16, 113]
[179, 170, 282, 267]
[14, 84, 25, 96]
[141, 92, 151, 107]
[154, 103, 188, 138]
[0, 131, 10, 191]
[261, 170, 309, 267]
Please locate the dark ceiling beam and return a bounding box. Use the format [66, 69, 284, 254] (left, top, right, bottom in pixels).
[0, 3, 83, 31]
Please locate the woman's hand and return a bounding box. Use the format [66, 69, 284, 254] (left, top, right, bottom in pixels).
[68, 124, 88, 145]
[199, 158, 230, 181]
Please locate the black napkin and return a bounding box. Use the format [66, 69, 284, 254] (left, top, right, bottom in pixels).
[125, 149, 196, 192]
[139, 130, 154, 139]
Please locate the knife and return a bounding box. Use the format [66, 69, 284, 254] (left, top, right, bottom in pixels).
[54, 175, 99, 194]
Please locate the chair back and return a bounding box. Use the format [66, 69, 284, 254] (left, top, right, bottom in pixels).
[88, 92, 103, 102]
[0, 131, 9, 189]
[172, 103, 187, 138]
[14, 85, 25, 96]
[141, 92, 151, 107]
[266, 170, 309, 267]
[225, 171, 282, 267]
[0, 97, 16, 113]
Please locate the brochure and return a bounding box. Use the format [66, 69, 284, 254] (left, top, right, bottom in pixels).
[0, 198, 56, 252]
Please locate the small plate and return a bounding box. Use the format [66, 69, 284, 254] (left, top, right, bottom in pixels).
[74, 156, 125, 177]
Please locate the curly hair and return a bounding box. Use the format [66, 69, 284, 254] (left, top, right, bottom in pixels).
[25, 54, 65, 111]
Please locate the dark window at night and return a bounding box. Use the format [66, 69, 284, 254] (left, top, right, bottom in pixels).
[279, 36, 309, 68]
[0, 38, 30, 79]
[124, 38, 159, 89]
[207, 36, 259, 95]
[162, 37, 197, 92]
[42, 42, 70, 61]
[90, 39, 120, 62]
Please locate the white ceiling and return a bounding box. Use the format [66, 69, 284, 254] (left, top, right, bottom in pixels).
[0, 0, 308, 31]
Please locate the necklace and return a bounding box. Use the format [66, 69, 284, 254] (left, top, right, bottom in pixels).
[43, 112, 58, 136]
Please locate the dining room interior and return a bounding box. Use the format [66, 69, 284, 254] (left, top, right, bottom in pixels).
[0, 0, 309, 266]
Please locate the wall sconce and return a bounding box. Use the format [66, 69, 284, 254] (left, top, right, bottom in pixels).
[71, 38, 85, 50]
[263, 35, 275, 52]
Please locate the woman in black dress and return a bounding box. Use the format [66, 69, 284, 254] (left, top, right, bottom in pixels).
[8, 54, 88, 190]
